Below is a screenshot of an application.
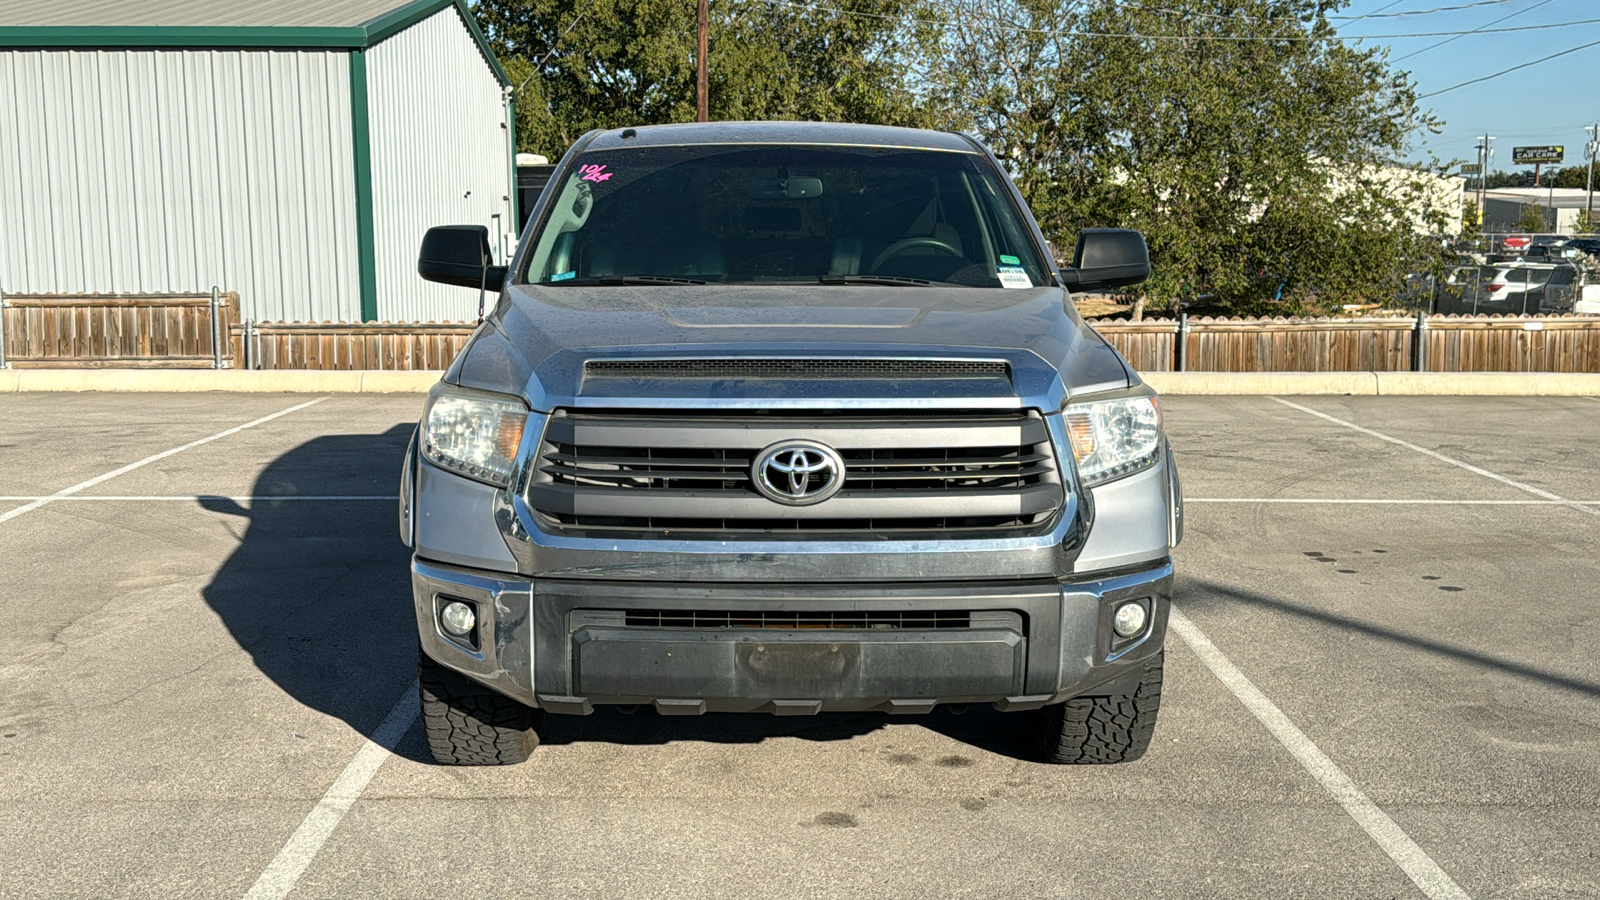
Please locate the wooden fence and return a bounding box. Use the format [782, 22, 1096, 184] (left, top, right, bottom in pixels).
[234, 321, 477, 371]
[5, 298, 1600, 374]
[1088, 314, 1600, 373]
[1, 293, 239, 367]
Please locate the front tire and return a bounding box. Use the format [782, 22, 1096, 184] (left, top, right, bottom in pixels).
[1031, 650, 1164, 764]
[418, 650, 542, 765]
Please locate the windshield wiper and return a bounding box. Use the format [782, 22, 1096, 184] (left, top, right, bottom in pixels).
[815, 274, 932, 286]
[546, 275, 707, 286]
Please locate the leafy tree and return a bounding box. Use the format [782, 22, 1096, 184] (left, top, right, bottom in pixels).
[913, 0, 1450, 314]
[481, 0, 934, 157]
[1460, 199, 1481, 242]
[1483, 170, 1534, 189]
[1517, 203, 1549, 233]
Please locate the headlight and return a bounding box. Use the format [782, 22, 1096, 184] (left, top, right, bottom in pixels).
[421, 386, 528, 487]
[1064, 395, 1162, 488]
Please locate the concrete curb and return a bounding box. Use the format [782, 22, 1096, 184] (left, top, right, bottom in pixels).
[1142, 372, 1379, 395]
[1, 368, 1597, 396]
[0, 370, 443, 393]
[1142, 371, 1600, 396]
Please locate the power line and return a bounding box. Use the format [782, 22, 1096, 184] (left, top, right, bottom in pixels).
[754, 0, 1600, 42]
[1330, 0, 1515, 19]
[1391, 0, 1552, 63]
[1419, 35, 1600, 98]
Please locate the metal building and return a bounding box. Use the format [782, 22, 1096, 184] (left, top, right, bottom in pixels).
[0, 0, 515, 323]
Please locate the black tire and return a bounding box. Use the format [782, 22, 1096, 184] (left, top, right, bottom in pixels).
[1031, 650, 1164, 765]
[418, 650, 542, 765]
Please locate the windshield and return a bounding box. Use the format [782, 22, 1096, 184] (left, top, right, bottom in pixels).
[521, 145, 1051, 289]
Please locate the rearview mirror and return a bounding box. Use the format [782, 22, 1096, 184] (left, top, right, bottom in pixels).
[1059, 228, 1149, 292]
[419, 225, 507, 291]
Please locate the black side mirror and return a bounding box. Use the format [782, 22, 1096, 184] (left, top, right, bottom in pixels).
[1059, 228, 1149, 292]
[419, 225, 507, 291]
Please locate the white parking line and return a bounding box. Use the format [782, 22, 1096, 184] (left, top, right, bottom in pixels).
[243, 683, 418, 900]
[0, 399, 328, 527]
[1270, 397, 1600, 520]
[1187, 498, 1600, 505]
[0, 495, 396, 502]
[1167, 606, 1471, 900]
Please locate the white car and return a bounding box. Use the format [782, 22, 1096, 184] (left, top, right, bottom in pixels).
[1476, 263, 1568, 314]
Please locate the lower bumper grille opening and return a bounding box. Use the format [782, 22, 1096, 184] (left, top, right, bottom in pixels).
[622, 609, 975, 630]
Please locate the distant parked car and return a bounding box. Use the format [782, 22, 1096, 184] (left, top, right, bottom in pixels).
[1566, 237, 1600, 255]
[1535, 266, 1582, 313]
[1478, 263, 1571, 314]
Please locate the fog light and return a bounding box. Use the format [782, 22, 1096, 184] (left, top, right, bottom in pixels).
[440, 601, 476, 637]
[1112, 601, 1148, 638]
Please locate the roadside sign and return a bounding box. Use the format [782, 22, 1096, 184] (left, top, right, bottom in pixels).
[1512, 146, 1564, 165]
[1460, 164, 1481, 174]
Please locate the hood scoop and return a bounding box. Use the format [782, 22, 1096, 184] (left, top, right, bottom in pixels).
[582, 358, 1010, 382]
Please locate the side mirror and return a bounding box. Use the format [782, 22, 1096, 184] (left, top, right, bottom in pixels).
[1059, 228, 1149, 292]
[419, 225, 507, 291]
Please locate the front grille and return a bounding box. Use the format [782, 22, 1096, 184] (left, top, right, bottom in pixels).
[622, 609, 973, 629]
[584, 358, 1009, 381]
[526, 409, 1064, 539]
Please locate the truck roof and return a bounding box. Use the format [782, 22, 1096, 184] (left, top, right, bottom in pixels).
[581, 121, 982, 154]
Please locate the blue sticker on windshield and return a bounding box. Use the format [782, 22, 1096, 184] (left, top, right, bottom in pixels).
[999, 254, 1021, 266]
[551, 270, 576, 282]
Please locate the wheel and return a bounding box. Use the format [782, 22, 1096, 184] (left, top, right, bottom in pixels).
[868, 236, 963, 271]
[1031, 650, 1164, 764]
[418, 649, 542, 765]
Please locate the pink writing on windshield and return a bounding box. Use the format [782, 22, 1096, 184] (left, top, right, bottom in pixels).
[579, 164, 612, 183]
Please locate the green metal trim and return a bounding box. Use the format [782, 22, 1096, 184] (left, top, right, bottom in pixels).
[449, 0, 511, 86]
[348, 50, 379, 323]
[507, 93, 521, 230]
[0, 25, 366, 48]
[360, 0, 453, 44]
[0, 0, 510, 81]
[358, 0, 510, 86]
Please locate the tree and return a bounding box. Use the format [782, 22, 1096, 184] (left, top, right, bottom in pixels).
[480, 0, 935, 158]
[1460, 199, 1482, 243]
[1517, 203, 1549, 234]
[914, 0, 1450, 314]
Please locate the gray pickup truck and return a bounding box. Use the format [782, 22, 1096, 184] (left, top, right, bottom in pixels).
[401, 122, 1181, 766]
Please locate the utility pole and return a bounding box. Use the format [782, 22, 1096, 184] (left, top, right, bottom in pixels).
[696, 0, 708, 122]
[1586, 123, 1598, 233]
[1476, 134, 1495, 237]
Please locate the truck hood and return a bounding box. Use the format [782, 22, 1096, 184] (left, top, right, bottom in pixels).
[449, 283, 1135, 411]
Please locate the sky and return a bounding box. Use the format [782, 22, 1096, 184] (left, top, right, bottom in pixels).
[1334, 0, 1600, 171]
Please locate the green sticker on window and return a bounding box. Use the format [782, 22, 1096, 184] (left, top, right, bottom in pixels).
[999, 254, 1021, 266]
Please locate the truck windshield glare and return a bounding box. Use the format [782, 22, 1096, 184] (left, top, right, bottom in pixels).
[522, 145, 1052, 290]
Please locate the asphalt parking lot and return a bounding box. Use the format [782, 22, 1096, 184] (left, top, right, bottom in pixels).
[1, 392, 1597, 899]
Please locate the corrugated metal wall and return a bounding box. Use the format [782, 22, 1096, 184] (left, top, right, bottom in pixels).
[367, 7, 512, 323]
[0, 48, 362, 322]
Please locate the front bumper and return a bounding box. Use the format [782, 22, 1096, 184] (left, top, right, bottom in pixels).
[413, 556, 1172, 714]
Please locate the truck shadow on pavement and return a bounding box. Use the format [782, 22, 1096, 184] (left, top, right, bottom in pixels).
[198, 427, 1042, 764]
[1180, 576, 1600, 700]
[198, 427, 422, 756]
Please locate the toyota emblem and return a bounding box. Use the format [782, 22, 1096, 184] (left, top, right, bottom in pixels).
[752, 440, 845, 506]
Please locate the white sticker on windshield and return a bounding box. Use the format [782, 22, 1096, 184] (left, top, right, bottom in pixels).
[997, 265, 1033, 289]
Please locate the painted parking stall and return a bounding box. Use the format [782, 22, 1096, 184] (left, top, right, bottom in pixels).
[0, 393, 1596, 898]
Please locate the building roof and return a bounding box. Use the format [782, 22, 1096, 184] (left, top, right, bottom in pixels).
[1484, 188, 1598, 211]
[0, 0, 506, 84]
[0, 0, 407, 28]
[582, 122, 984, 154]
